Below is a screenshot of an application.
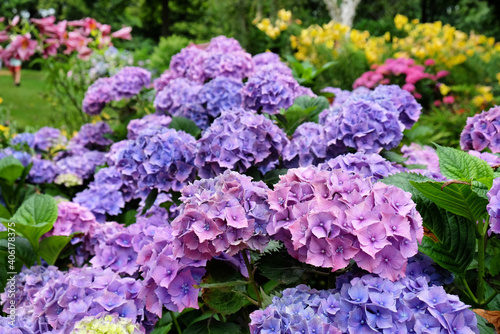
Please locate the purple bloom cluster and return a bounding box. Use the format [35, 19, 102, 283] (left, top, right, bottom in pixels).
[0, 148, 32, 166]
[249, 285, 341, 334]
[82, 78, 115, 115]
[28, 157, 57, 184]
[318, 152, 402, 181]
[400, 143, 446, 181]
[33, 127, 67, 152]
[127, 114, 172, 140]
[67, 122, 113, 152]
[252, 52, 282, 69]
[198, 77, 243, 118]
[115, 128, 198, 197]
[267, 166, 423, 281]
[111, 66, 152, 99]
[487, 178, 500, 234]
[10, 132, 35, 148]
[371, 85, 422, 129]
[73, 166, 127, 221]
[469, 150, 500, 167]
[33, 267, 151, 333]
[45, 201, 97, 239]
[406, 252, 454, 286]
[55, 150, 106, 182]
[171, 170, 272, 260]
[283, 122, 340, 168]
[195, 108, 289, 178]
[137, 226, 206, 315]
[321, 87, 353, 108]
[460, 106, 500, 153]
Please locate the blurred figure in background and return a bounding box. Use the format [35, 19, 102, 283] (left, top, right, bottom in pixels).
[9, 57, 21, 86]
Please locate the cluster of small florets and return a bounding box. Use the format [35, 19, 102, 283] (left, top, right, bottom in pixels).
[195, 108, 288, 178]
[33, 267, 150, 333]
[137, 226, 207, 315]
[82, 67, 151, 115]
[460, 106, 500, 153]
[469, 150, 500, 167]
[172, 170, 272, 260]
[282, 122, 334, 168]
[10, 132, 35, 148]
[28, 157, 57, 184]
[198, 77, 243, 118]
[115, 127, 198, 198]
[267, 166, 423, 281]
[67, 121, 113, 151]
[0, 148, 32, 166]
[370, 85, 422, 129]
[406, 252, 454, 286]
[127, 114, 172, 140]
[487, 178, 500, 234]
[73, 166, 127, 221]
[72, 314, 145, 334]
[318, 152, 402, 181]
[249, 285, 341, 334]
[400, 143, 446, 181]
[54, 150, 106, 183]
[45, 201, 97, 239]
[33, 127, 67, 152]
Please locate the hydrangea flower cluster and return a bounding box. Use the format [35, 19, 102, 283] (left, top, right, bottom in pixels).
[44, 201, 97, 240]
[127, 114, 172, 140]
[400, 143, 446, 181]
[460, 106, 500, 153]
[318, 152, 402, 181]
[406, 252, 454, 286]
[74, 166, 127, 221]
[67, 122, 113, 152]
[115, 128, 198, 197]
[249, 285, 341, 334]
[370, 85, 422, 129]
[33, 127, 67, 152]
[171, 170, 272, 260]
[82, 77, 115, 115]
[55, 150, 106, 182]
[137, 225, 206, 315]
[28, 157, 57, 184]
[282, 122, 334, 168]
[72, 314, 145, 334]
[267, 166, 423, 281]
[33, 267, 150, 333]
[487, 178, 500, 234]
[10, 132, 35, 148]
[0, 148, 32, 167]
[469, 150, 500, 167]
[198, 77, 243, 118]
[195, 108, 288, 178]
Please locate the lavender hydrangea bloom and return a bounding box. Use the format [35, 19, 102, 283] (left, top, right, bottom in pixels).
[55, 150, 106, 181]
[401, 143, 446, 181]
[172, 170, 272, 260]
[283, 122, 336, 168]
[45, 202, 97, 239]
[112, 66, 151, 99]
[67, 122, 113, 151]
[169, 45, 207, 81]
[195, 108, 289, 178]
[202, 51, 254, 80]
[28, 158, 57, 184]
[371, 85, 422, 129]
[252, 52, 281, 68]
[153, 70, 182, 93]
[82, 77, 115, 115]
[487, 178, 500, 234]
[406, 252, 454, 286]
[322, 96, 405, 153]
[106, 140, 131, 166]
[460, 106, 500, 153]
[318, 152, 402, 181]
[267, 166, 423, 281]
[198, 77, 243, 118]
[33, 267, 151, 333]
[321, 87, 352, 107]
[154, 78, 207, 129]
[33, 127, 67, 152]
[469, 150, 500, 167]
[0, 148, 32, 167]
[10, 132, 35, 148]
[127, 114, 172, 140]
[206, 36, 244, 53]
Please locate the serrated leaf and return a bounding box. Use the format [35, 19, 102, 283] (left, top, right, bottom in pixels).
[141, 189, 158, 215]
[0, 156, 25, 184]
[381, 151, 408, 164]
[169, 117, 201, 138]
[184, 320, 241, 334]
[436, 145, 494, 181]
[472, 180, 490, 199]
[38, 235, 73, 265]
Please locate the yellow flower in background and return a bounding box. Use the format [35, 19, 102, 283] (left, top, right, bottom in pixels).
[254, 9, 292, 40]
[439, 84, 451, 96]
[277, 9, 291, 22]
[496, 72, 500, 84]
[394, 14, 408, 30]
[0, 97, 3, 104]
[0, 125, 9, 137]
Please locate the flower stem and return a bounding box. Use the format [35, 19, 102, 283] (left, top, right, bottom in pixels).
[477, 232, 486, 303]
[242, 249, 262, 307]
[460, 277, 479, 305]
[169, 311, 182, 334]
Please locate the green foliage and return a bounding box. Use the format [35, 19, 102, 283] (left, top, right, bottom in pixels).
[285, 55, 335, 87]
[476, 314, 496, 334]
[169, 116, 202, 138]
[276, 95, 329, 135]
[150, 35, 191, 73]
[184, 320, 241, 334]
[435, 145, 494, 184]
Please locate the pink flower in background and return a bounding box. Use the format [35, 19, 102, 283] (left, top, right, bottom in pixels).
[99, 24, 111, 36]
[10, 34, 38, 61]
[424, 59, 436, 66]
[10, 15, 20, 27]
[443, 95, 455, 104]
[41, 38, 60, 58]
[436, 70, 450, 79]
[402, 83, 415, 92]
[68, 17, 100, 35]
[44, 20, 68, 42]
[64, 31, 92, 54]
[0, 30, 8, 43]
[31, 16, 57, 34]
[111, 27, 132, 40]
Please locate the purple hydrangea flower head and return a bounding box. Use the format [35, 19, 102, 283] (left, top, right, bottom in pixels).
[195, 108, 289, 178]
[318, 152, 402, 181]
[112, 66, 151, 100]
[487, 178, 500, 234]
[106, 140, 131, 166]
[252, 52, 281, 68]
[55, 150, 106, 181]
[406, 252, 454, 286]
[0, 148, 32, 167]
[127, 114, 172, 140]
[169, 45, 207, 82]
[371, 85, 422, 129]
[206, 36, 244, 53]
[29, 157, 57, 184]
[198, 77, 243, 118]
[10, 132, 35, 148]
[33, 267, 151, 333]
[469, 150, 500, 167]
[460, 106, 500, 153]
[116, 128, 198, 197]
[294, 85, 317, 98]
[202, 51, 254, 80]
[242, 68, 299, 114]
[154, 78, 207, 129]
[322, 96, 405, 153]
[153, 70, 182, 93]
[321, 87, 352, 108]
[33, 127, 67, 152]
[267, 166, 423, 281]
[67, 122, 113, 151]
[171, 170, 272, 260]
[283, 122, 337, 168]
[45, 201, 98, 239]
[82, 77, 115, 115]
[400, 143, 446, 181]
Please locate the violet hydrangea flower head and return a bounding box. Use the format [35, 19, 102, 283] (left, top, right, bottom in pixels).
[28, 157, 57, 184]
[153, 70, 182, 93]
[112, 66, 151, 99]
[82, 77, 116, 115]
[197, 77, 243, 118]
[318, 152, 402, 181]
[460, 106, 500, 152]
[195, 108, 289, 178]
[0, 148, 32, 167]
[249, 285, 341, 334]
[202, 50, 254, 80]
[33, 127, 67, 152]
[206, 36, 244, 53]
[67, 121, 113, 151]
[10, 132, 35, 148]
[169, 44, 207, 81]
[282, 122, 336, 168]
[400, 143, 446, 181]
[154, 78, 207, 129]
[252, 52, 281, 68]
[267, 166, 423, 281]
[487, 178, 500, 234]
[171, 170, 273, 260]
[33, 267, 150, 333]
[405, 252, 454, 286]
[468, 150, 500, 167]
[115, 127, 198, 198]
[55, 150, 106, 181]
[371, 84, 422, 129]
[127, 114, 172, 140]
[45, 201, 98, 239]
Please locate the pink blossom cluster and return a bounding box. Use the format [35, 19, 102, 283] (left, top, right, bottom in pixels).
[0, 15, 131, 64]
[353, 58, 449, 101]
[267, 166, 423, 281]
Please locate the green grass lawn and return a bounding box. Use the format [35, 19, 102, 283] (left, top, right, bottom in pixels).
[0, 69, 57, 130]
